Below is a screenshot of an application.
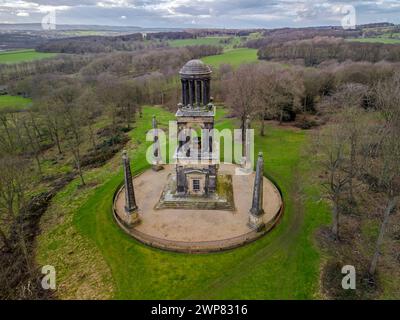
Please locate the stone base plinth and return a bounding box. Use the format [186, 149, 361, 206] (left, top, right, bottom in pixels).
[113, 164, 283, 253]
[248, 214, 265, 232]
[155, 174, 234, 211]
[152, 164, 164, 172]
[124, 211, 140, 228]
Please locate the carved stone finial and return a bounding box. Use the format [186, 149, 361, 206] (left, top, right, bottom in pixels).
[248, 152, 265, 231]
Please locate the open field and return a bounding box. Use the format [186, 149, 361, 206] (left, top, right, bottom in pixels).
[0, 95, 32, 112]
[0, 49, 57, 64]
[169, 36, 231, 48]
[36, 106, 331, 299]
[169, 34, 261, 50]
[202, 48, 258, 68]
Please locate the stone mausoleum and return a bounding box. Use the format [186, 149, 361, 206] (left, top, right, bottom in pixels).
[176, 59, 217, 197]
[112, 59, 284, 253]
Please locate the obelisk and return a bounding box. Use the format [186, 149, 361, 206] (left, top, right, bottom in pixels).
[248, 152, 265, 231]
[122, 150, 139, 226]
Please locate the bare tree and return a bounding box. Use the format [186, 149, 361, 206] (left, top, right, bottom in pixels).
[22, 116, 42, 175]
[366, 73, 400, 275]
[53, 85, 86, 186]
[0, 155, 30, 253]
[255, 63, 304, 135]
[78, 88, 100, 150]
[333, 84, 369, 204]
[225, 64, 258, 142]
[314, 123, 351, 240]
[38, 99, 64, 155]
[97, 73, 120, 135]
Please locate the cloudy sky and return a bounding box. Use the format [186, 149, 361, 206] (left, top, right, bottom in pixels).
[0, 0, 399, 28]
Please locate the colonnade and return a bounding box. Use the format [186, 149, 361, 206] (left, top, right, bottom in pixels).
[181, 78, 210, 106]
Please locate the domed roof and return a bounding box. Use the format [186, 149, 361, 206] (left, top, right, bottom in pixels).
[179, 59, 212, 77]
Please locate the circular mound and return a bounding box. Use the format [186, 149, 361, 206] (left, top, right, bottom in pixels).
[179, 59, 212, 77]
[113, 164, 283, 253]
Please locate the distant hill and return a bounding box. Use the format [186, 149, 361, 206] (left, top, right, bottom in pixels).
[0, 23, 183, 33]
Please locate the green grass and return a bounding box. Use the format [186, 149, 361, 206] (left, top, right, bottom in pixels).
[169, 36, 230, 48]
[37, 106, 331, 299]
[0, 95, 32, 112]
[169, 36, 259, 69]
[202, 48, 258, 69]
[169, 34, 262, 51]
[0, 49, 57, 64]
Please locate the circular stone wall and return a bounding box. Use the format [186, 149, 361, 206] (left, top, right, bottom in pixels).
[113, 164, 283, 253]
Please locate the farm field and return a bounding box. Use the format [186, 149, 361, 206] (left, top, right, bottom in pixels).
[0, 49, 57, 64]
[36, 105, 330, 299]
[0, 95, 32, 112]
[169, 36, 231, 47]
[169, 34, 261, 50]
[202, 48, 258, 68]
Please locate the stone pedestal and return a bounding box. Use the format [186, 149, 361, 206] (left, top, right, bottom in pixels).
[248, 214, 265, 232]
[125, 211, 140, 227]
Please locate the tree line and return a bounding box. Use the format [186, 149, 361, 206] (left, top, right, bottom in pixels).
[246, 27, 362, 49]
[0, 44, 222, 298]
[36, 33, 160, 54]
[258, 37, 400, 66]
[218, 60, 399, 296]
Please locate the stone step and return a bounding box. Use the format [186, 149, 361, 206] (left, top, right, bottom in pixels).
[156, 201, 235, 211]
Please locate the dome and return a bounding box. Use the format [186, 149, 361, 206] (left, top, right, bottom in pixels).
[179, 59, 212, 77]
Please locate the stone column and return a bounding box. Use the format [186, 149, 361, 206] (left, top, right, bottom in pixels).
[209, 123, 214, 153]
[189, 79, 196, 106]
[203, 79, 210, 105]
[196, 80, 202, 106]
[181, 80, 187, 105]
[122, 150, 139, 226]
[184, 80, 190, 106]
[176, 166, 186, 195]
[152, 116, 163, 171]
[248, 152, 265, 231]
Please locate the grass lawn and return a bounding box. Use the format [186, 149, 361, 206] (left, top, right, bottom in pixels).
[202, 48, 258, 69]
[0, 95, 32, 112]
[0, 49, 57, 64]
[36, 106, 331, 299]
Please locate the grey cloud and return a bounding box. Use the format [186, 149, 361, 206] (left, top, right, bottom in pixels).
[0, 0, 399, 28]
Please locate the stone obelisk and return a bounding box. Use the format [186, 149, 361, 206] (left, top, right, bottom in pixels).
[122, 150, 139, 226]
[152, 115, 163, 171]
[248, 152, 265, 231]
